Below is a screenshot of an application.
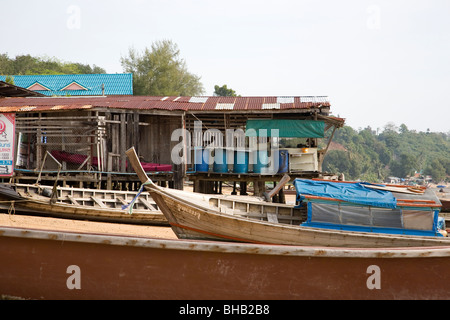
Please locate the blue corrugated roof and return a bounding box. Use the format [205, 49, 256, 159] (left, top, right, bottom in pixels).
[0, 73, 133, 96]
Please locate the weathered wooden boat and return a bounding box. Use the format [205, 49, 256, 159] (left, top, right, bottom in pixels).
[0, 183, 167, 226]
[438, 196, 450, 212]
[295, 179, 446, 237]
[436, 188, 450, 225]
[126, 147, 449, 247]
[439, 197, 450, 225]
[0, 225, 449, 300]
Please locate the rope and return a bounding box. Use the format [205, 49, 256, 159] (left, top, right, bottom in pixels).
[8, 200, 15, 216]
[121, 180, 153, 214]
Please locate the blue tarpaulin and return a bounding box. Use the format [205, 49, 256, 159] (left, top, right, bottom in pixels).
[294, 179, 398, 209]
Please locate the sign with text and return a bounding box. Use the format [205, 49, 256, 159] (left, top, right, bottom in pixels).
[0, 113, 15, 177]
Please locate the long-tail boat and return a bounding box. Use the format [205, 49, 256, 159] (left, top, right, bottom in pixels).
[126, 147, 449, 247]
[0, 182, 167, 226]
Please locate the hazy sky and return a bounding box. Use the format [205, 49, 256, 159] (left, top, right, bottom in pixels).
[2, 0, 450, 132]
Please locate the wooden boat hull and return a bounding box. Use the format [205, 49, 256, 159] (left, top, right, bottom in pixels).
[0, 183, 168, 226]
[0, 226, 449, 300]
[440, 198, 450, 212]
[149, 185, 450, 247]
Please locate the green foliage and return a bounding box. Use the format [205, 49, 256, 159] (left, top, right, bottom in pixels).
[121, 40, 204, 96]
[390, 152, 417, 178]
[4, 75, 14, 85]
[214, 84, 237, 97]
[426, 158, 447, 183]
[323, 124, 450, 183]
[0, 53, 105, 75]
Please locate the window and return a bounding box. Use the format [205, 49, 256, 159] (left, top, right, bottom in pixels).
[60, 82, 88, 91]
[27, 82, 51, 91]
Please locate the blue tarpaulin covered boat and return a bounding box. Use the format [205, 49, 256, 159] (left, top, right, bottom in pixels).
[294, 179, 398, 209]
[294, 179, 445, 237]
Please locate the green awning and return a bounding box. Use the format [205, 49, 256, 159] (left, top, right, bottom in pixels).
[245, 119, 325, 138]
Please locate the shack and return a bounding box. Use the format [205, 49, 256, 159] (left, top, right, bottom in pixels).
[0, 95, 344, 196]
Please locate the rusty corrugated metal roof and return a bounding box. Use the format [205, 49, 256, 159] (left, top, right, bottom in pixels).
[0, 81, 46, 98]
[0, 95, 330, 113]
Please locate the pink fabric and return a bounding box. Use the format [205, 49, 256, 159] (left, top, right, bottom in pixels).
[50, 150, 172, 172]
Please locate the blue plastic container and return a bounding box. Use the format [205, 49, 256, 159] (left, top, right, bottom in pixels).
[252, 150, 269, 174]
[194, 147, 209, 172]
[233, 150, 249, 173]
[213, 148, 228, 173]
[278, 150, 289, 173]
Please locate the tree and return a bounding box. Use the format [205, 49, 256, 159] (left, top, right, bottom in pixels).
[384, 122, 398, 133]
[399, 123, 409, 134]
[389, 152, 417, 178]
[0, 53, 106, 75]
[425, 157, 448, 183]
[214, 84, 237, 96]
[121, 40, 204, 96]
[323, 123, 450, 182]
[322, 150, 363, 180]
[4, 75, 14, 85]
[425, 159, 446, 183]
[0, 54, 14, 74]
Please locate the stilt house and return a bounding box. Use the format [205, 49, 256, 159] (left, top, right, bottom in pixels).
[0, 95, 344, 196]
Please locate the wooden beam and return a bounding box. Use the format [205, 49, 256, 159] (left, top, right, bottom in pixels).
[125, 147, 150, 184]
[90, 196, 107, 208]
[323, 126, 337, 155]
[263, 174, 290, 201]
[120, 113, 127, 172]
